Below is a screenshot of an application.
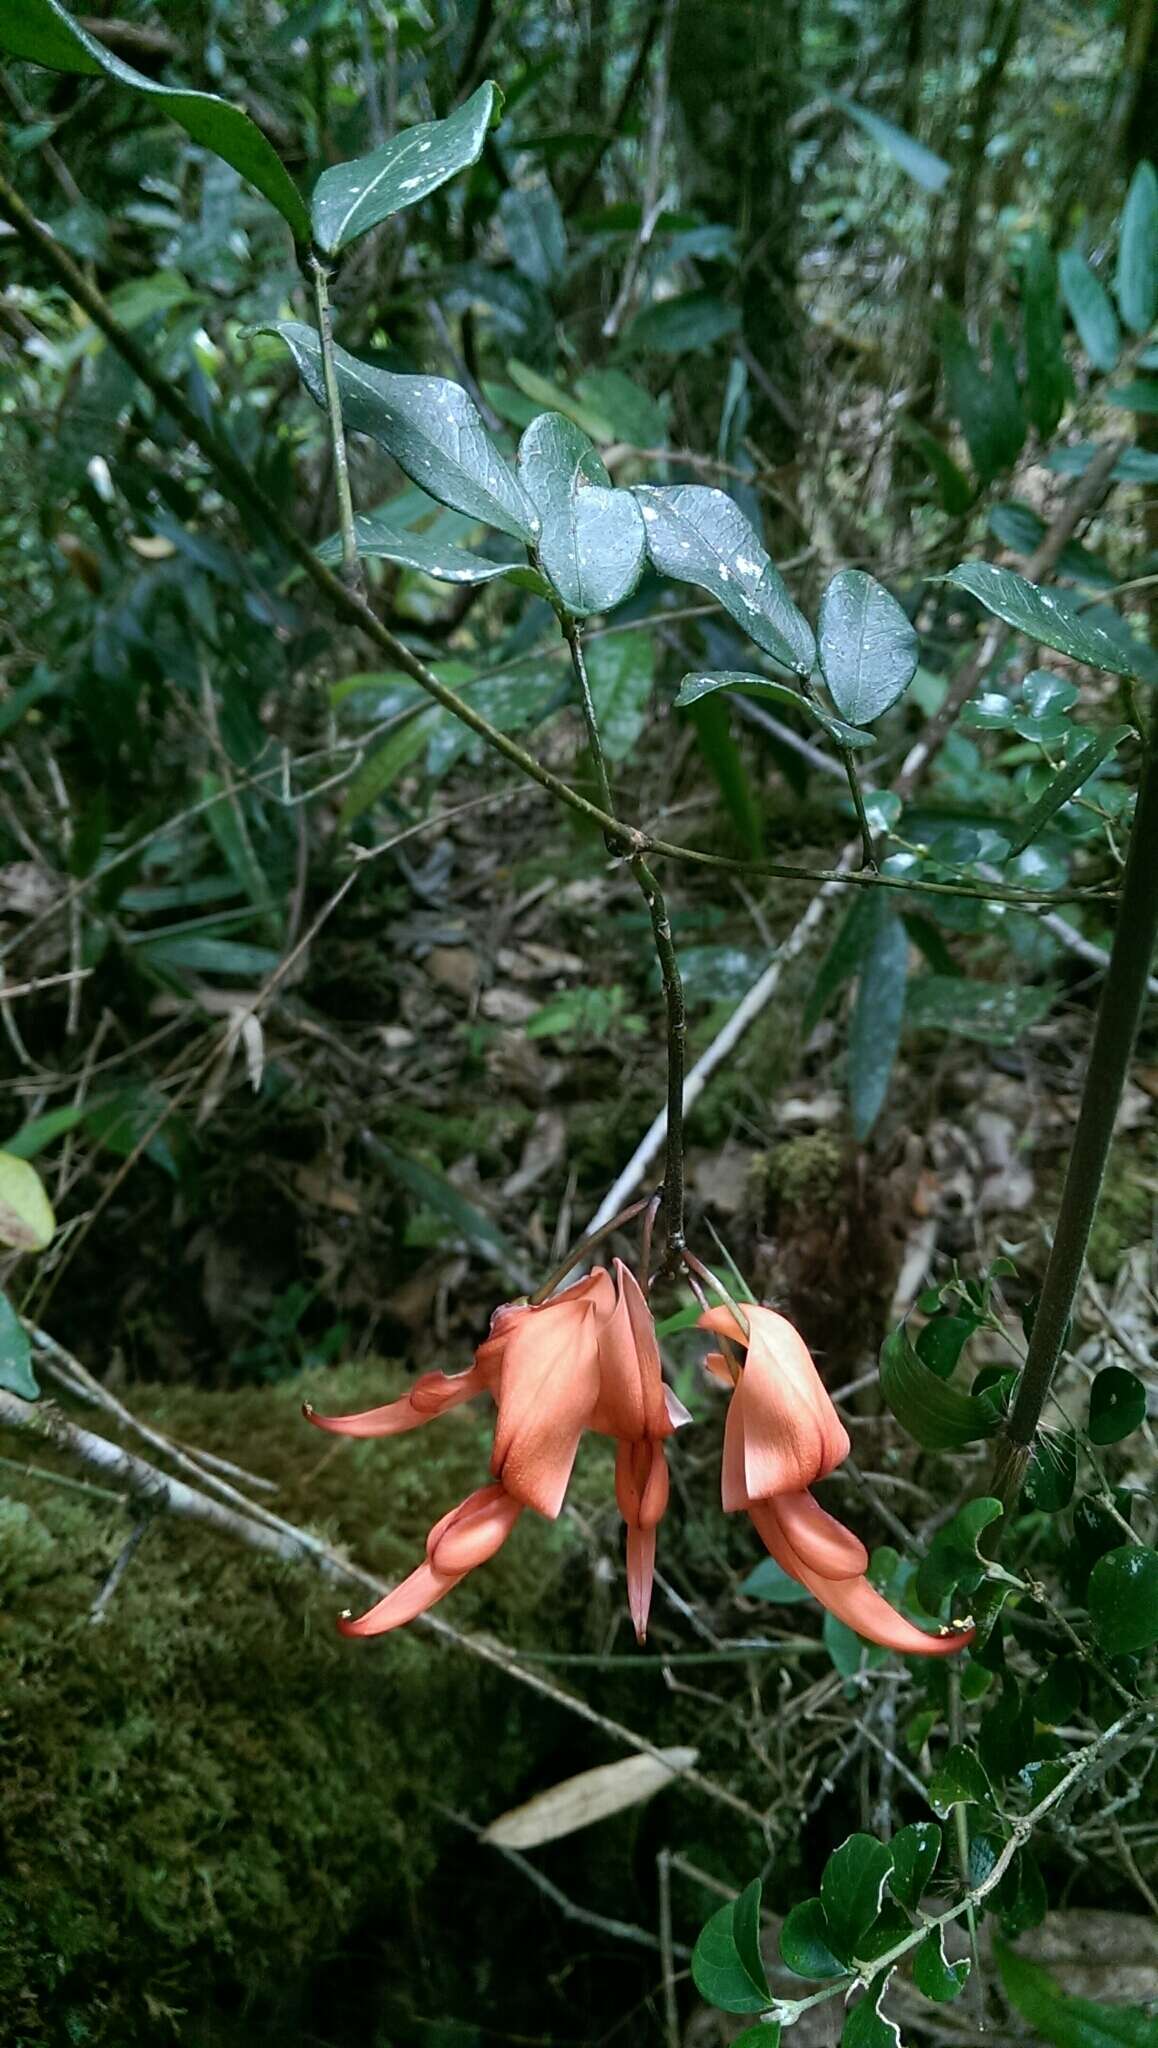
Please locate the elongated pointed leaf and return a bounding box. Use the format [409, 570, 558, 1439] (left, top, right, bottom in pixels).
[517, 413, 646, 614]
[1059, 249, 1121, 373]
[1022, 232, 1071, 437]
[817, 570, 918, 724]
[0, 1292, 38, 1400]
[1116, 160, 1158, 335]
[996, 1939, 1158, 2048]
[584, 632, 653, 761]
[829, 92, 950, 193]
[939, 312, 1025, 484]
[879, 1327, 1000, 1450]
[634, 485, 815, 677]
[945, 562, 1142, 676]
[1006, 726, 1131, 854]
[848, 904, 908, 1139]
[0, 0, 310, 245]
[264, 323, 537, 542]
[312, 82, 498, 255]
[675, 671, 872, 749]
[318, 515, 519, 583]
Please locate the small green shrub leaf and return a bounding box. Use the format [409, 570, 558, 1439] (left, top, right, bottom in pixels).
[634, 486, 815, 676]
[820, 1835, 894, 1962]
[817, 570, 919, 725]
[880, 1327, 1000, 1450]
[1059, 248, 1122, 372]
[779, 1897, 846, 1981]
[914, 1926, 970, 2002]
[517, 412, 646, 615]
[1116, 160, 1158, 335]
[1088, 1545, 1158, 1656]
[691, 1879, 770, 2013]
[888, 1822, 941, 1910]
[0, 1293, 38, 1400]
[1088, 1367, 1147, 1444]
[312, 82, 498, 255]
[945, 563, 1142, 677]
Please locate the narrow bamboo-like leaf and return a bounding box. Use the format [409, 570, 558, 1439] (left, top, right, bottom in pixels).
[803, 895, 877, 1038]
[0, 1292, 38, 1400]
[263, 323, 537, 542]
[318, 516, 518, 583]
[945, 563, 1142, 676]
[0, 1152, 56, 1251]
[338, 706, 442, 826]
[1006, 727, 1130, 854]
[312, 81, 498, 255]
[907, 977, 1056, 1045]
[686, 696, 763, 857]
[0, 0, 310, 244]
[996, 1939, 1158, 2048]
[939, 312, 1025, 483]
[897, 418, 974, 512]
[675, 671, 872, 748]
[848, 905, 908, 1140]
[499, 180, 568, 289]
[879, 1327, 1000, 1450]
[1022, 232, 1071, 437]
[829, 92, 950, 192]
[817, 570, 918, 724]
[517, 413, 646, 614]
[634, 486, 815, 676]
[1059, 248, 1121, 373]
[1116, 159, 1158, 335]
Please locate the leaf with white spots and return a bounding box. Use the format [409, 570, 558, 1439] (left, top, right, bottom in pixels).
[817, 570, 919, 723]
[318, 515, 522, 583]
[675, 671, 873, 749]
[517, 412, 646, 614]
[945, 562, 1144, 677]
[633, 484, 815, 677]
[311, 82, 499, 255]
[263, 323, 537, 542]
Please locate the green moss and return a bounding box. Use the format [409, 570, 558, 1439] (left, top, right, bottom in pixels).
[0, 1363, 593, 2047]
[769, 1131, 844, 1215]
[1086, 1151, 1155, 1282]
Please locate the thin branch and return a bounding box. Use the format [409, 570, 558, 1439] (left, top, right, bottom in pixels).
[308, 254, 364, 593]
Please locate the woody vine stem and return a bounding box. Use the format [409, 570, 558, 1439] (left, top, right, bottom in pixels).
[991, 714, 1158, 1513]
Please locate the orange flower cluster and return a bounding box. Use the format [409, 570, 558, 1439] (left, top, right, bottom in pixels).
[306, 1268, 973, 1657]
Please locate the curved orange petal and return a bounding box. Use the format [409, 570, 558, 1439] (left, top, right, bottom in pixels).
[337, 1484, 522, 1637]
[772, 1488, 868, 1577]
[304, 1361, 489, 1438]
[626, 1524, 657, 1644]
[701, 1304, 849, 1499]
[490, 1292, 604, 1517]
[748, 1498, 974, 1658]
[337, 1561, 458, 1635]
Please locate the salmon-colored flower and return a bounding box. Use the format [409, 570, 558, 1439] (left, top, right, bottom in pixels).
[308, 1258, 686, 1641]
[701, 1304, 973, 1657]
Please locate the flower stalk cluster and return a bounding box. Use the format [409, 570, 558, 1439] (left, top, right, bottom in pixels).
[308, 1265, 975, 1658]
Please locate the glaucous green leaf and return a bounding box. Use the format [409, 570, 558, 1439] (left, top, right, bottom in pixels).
[634, 487, 815, 676]
[803, 894, 878, 1037]
[1088, 1545, 1158, 1656]
[0, 1152, 56, 1251]
[675, 672, 871, 748]
[820, 1836, 894, 1962]
[848, 904, 908, 1140]
[622, 290, 741, 355]
[339, 706, 442, 826]
[0, 0, 310, 244]
[779, 1897, 846, 1981]
[1059, 249, 1121, 373]
[1089, 1366, 1147, 1445]
[913, 1926, 969, 2002]
[897, 418, 974, 512]
[828, 92, 950, 192]
[906, 977, 1056, 1046]
[1022, 232, 1071, 437]
[997, 1938, 1158, 2048]
[1105, 380, 1158, 413]
[888, 1822, 941, 1911]
[939, 312, 1025, 484]
[506, 361, 614, 441]
[0, 1292, 38, 1400]
[517, 412, 646, 614]
[584, 631, 653, 761]
[1116, 160, 1158, 336]
[1047, 443, 1158, 483]
[312, 81, 498, 254]
[686, 695, 763, 856]
[575, 367, 666, 447]
[944, 563, 1141, 676]
[739, 1556, 813, 1602]
[879, 1327, 1001, 1450]
[263, 323, 537, 542]
[499, 179, 568, 288]
[1006, 727, 1131, 855]
[319, 516, 519, 583]
[691, 1880, 771, 2013]
[817, 570, 918, 725]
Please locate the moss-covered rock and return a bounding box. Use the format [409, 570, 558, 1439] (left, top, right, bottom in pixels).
[0, 1364, 601, 2046]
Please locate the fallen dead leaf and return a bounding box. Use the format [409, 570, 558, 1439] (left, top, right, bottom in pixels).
[482, 1747, 698, 1850]
[425, 945, 479, 998]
